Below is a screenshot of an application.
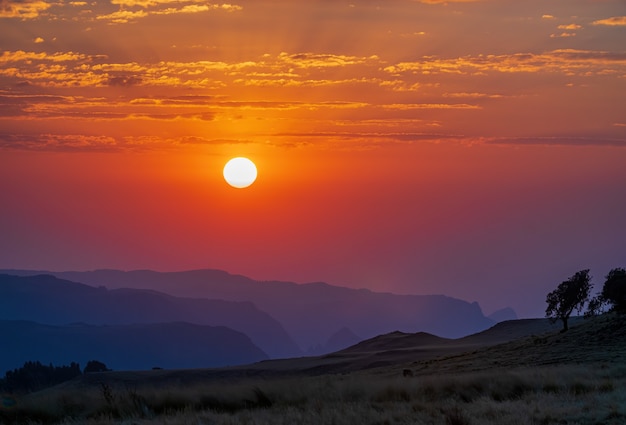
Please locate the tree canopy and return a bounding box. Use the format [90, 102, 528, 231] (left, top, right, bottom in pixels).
[601, 268, 626, 313]
[546, 269, 592, 332]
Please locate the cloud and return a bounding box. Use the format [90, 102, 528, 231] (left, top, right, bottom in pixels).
[443, 92, 504, 99]
[381, 103, 480, 110]
[96, 9, 149, 23]
[277, 52, 379, 69]
[550, 32, 576, 38]
[558, 24, 582, 30]
[0, 133, 255, 152]
[484, 136, 626, 148]
[108, 75, 143, 87]
[0, 133, 121, 151]
[97, 2, 242, 23]
[592, 16, 626, 27]
[542, 14, 555, 20]
[383, 49, 626, 76]
[0, 0, 50, 19]
[417, 0, 481, 4]
[0, 50, 96, 63]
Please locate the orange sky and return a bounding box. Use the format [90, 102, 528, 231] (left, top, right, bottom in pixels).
[1, 0, 625, 317]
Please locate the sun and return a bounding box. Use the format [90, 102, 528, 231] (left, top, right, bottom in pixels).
[223, 157, 257, 188]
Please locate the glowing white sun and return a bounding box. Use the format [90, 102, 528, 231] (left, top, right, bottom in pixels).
[223, 157, 257, 188]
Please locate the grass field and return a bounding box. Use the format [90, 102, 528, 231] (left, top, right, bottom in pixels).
[2, 314, 624, 425]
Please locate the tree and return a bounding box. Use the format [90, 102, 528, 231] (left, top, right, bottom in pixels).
[546, 269, 592, 332]
[83, 360, 110, 374]
[0, 361, 81, 393]
[601, 268, 626, 313]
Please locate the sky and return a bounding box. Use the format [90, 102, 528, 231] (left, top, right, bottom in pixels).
[1, 0, 625, 319]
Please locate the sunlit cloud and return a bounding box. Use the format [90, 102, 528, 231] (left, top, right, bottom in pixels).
[96, 9, 149, 24]
[550, 32, 576, 38]
[0, 50, 98, 63]
[0, 133, 120, 151]
[384, 50, 626, 76]
[34, 37, 44, 43]
[592, 16, 626, 26]
[484, 136, 626, 148]
[0, 50, 384, 89]
[381, 103, 480, 110]
[417, 0, 481, 4]
[558, 24, 582, 30]
[276, 52, 379, 69]
[0, 0, 50, 19]
[443, 92, 504, 99]
[542, 14, 555, 20]
[97, 2, 242, 23]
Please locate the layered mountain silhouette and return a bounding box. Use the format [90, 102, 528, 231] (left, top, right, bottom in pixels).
[306, 327, 362, 355]
[0, 320, 267, 373]
[488, 307, 518, 323]
[0, 274, 299, 359]
[3, 269, 496, 351]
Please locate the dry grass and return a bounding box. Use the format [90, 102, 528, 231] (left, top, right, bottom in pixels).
[1, 363, 624, 425]
[2, 314, 624, 425]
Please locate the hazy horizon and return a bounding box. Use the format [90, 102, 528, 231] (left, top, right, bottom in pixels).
[2, 0, 625, 320]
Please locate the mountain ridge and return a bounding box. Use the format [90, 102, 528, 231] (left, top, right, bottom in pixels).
[0, 320, 268, 374]
[1, 268, 497, 350]
[0, 273, 300, 358]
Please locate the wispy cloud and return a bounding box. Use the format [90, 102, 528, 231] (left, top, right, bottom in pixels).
[0, 50, 382, 89]
[550, 32, 576, 38]
[381, 103, 480, 110]
[484, 136, 626, 148]
[97, 2, 242, 23]
[0, 0, 50, 19]
[592, 16, 626, 27]
[384, 49, 626, 76]
[417, 0, 481, 4]
[558, 24, 582, 30]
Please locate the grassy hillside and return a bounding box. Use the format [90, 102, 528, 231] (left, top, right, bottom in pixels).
[2, 314, 624, 425]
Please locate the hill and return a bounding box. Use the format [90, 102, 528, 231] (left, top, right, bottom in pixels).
[0, 274, 300, 358]
[67, 313, 625, 388]
[0, 320, 268, 374]
[11, 314, 625, 425]
[2, 269, 496, 350]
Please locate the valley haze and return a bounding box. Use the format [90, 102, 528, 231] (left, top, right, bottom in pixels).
[1, 269, 504, 373]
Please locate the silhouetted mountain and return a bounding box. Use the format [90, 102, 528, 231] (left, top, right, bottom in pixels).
[488, 307, 518, 323]
[0, 320, 268, 374]
[306, 327, 362, 355]
[3, 269, 495, 349]
[0, 274, 300, 358]
[340, 330, 449, 354]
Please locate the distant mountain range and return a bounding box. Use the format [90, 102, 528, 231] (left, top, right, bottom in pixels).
[0, 320, 268, 372]
[0, 274, 299, 359]
[2, 269, 497, 347]
[488, 307, 518, 323]
[1, 269, 506, 373]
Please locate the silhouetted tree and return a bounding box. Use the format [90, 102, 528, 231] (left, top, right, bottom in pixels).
[585, 268, 626, 317]
[0, 361, 81, 393]
[546, 269, 592, 332]
[83, 360, 110, 374]
[601, 268, 626, 313]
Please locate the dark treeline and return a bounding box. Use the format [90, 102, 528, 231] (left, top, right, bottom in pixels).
[0, 360, 109, 393]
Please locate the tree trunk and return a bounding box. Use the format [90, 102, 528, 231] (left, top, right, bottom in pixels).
[561, 316, 569, 332]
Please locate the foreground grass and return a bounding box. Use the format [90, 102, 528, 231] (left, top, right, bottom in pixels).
[2, 363, 624, 425]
